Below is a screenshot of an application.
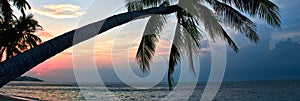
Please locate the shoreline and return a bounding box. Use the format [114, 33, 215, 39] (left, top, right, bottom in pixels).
[0, 93, 39, 101]
[0, 94, 23, 101]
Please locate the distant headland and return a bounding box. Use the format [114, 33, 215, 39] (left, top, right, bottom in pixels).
[14, 76, 44, 82]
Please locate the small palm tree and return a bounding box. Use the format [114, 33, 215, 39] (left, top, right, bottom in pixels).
[0, 14, 42, 61]
[125, 0, 281, 89]
[0, 0, 41, 61]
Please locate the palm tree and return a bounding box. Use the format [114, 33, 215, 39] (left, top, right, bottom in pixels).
[0, 14, 42, 61]
[0, 1, 280, 88]
[0, 0, 40, 61]
[126, 0, 281, 89]
[0, 0, 42, 86]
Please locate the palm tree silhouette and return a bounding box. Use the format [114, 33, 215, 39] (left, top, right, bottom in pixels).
[0, 0, 280, 88]
[0, 0, 42, 61]
[0, 15, 42, 61]
[126, 0, 281, 89]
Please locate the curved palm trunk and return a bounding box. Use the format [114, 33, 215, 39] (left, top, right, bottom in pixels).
[0, 5, 181, 88]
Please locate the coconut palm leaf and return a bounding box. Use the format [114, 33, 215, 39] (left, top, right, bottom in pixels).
[11, 0, 31, 10]
[168, 44, 179, 89]
[0, 0, 32, 21]
[220, 0, 281, 28]
[126, 0, 173, 11]
[126, 0, 144, 11]
[15, 14, 42, 33]
[167, 12, 203, 89]
[207, 0, 259, 43]
[194, 3, 239, 52]
[136, 14, 167, 72]
[0, 47, 4, 61]
[168, 23, 183, 89]
[0, 0, 14, 21]
[11, 0, 31, 16]
[135, 1, 169, 72]
[179, 14, 202, 73]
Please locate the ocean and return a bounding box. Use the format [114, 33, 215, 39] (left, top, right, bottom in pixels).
[0, 80, 299, 101]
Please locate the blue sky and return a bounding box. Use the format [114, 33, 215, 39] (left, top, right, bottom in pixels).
[22, 0, 300, 82]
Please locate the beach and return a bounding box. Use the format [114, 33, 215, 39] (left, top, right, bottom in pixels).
[0, 93, 42, 101]
[0, 94, 24, 101]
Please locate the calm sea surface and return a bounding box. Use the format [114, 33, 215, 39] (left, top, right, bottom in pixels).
[0, 80, 299, 101]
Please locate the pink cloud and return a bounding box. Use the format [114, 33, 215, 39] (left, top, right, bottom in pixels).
[36, 31, 54, 38]
[30, 50, 73, 77]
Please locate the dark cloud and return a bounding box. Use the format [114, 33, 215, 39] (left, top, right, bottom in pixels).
[222, 38, 300, 81]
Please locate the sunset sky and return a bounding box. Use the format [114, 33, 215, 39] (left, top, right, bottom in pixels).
[19, 0, 300, 82]
[24, 0, 180, 82]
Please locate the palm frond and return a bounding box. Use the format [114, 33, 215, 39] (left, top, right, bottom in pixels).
[142, 0, 165, 7]
[166, 7, 203, 89]
[11, 0, 31, 10]
[125, 0, 175, 11]
[136, 35, 158, 72]
[0, 47, 4, 61]
[181, 21, 200, 76]
[180, 16, 202, 48]
[209, 0, 259, 43]
[125, 0, 164, 11]
[168, 23, 183, 90]
[184, 33, 197, 76]
[0, 0, 14, 21]
[168, 44, 180, 90]
[194, 3, 239, 52]
[125, 0, 144, 11]
[25, 34, 42, 48]
[136, 15, 167, 72]
[220, 0, 281, 28]
[16, 14, 42, 32]
[5, 44, 21, 59]
[177, 0, 198, 16]
[168, 46, 179, 73]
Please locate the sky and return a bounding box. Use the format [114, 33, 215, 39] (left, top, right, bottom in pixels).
[18, 0, 300, 82]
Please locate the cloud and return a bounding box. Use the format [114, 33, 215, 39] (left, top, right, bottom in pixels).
[269, 31, 300, 50]
[35, 30, 56, 41]
[31, 4, 85, 19]
[37, 30, 54, 38]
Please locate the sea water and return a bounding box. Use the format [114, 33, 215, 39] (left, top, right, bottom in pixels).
[0, 80, 299, 101]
